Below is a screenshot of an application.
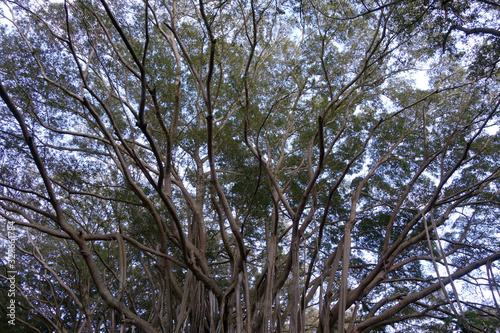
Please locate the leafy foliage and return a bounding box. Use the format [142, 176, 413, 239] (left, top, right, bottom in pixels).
[1, 0, 499, 332]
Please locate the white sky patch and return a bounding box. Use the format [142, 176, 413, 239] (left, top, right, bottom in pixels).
[353, 104, 362, 115]
[413, 70, 430, 90]
[485, 117, 500, 136]
[379, 94, 398, 113]
[485, 125, 499, 136]
[331, 40, 344, 52]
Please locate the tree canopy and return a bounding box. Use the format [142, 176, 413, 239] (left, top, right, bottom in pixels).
[1, 0, 499, 332]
